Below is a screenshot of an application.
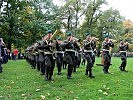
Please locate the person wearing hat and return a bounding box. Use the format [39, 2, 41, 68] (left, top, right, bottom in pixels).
[118, 39, 128, 72]
[29, 44, 36, 69]
[37, 34, 47, 75]
[73, 37, 81, 72]
[63, 32, 77, 79]
[102, 33, 114, 74]
[83, 32, 95, 78]
[90, 36, 97, 67]
[55, 36, 64, 75]
[34, 41, 40, 71]
[43, 30, 55, 81]
[47, 30, 52, 40]
[31, 43, 37, 69]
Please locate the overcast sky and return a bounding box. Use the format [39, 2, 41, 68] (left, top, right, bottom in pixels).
[106, 0, 133, 21]
[53, 0, 133, 21]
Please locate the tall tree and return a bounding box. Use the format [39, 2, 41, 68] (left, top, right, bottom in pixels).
[0, 0, 28, 50]
[81, 0, 107, 32]
[97, 8, 124, 40]
[0, 0, 60, 50]
[58, 0, 88, 36]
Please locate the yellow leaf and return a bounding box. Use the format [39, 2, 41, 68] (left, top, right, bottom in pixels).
[21, 94, 26, 97]
[36, 89, 41, 92]
[41, 95, 45, 100]
[103, 92, 108, 95]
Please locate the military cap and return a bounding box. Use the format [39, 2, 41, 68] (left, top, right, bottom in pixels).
[66, 32, 72, 36]
[56, 36, 61, 40]
[47, 30, 52, 34]
[85, 32, 91, 36]
[42, 34, 45, 37]
[103, 33, 109, 38]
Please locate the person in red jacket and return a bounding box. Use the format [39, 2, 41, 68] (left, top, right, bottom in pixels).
[13, 49, 19, 61]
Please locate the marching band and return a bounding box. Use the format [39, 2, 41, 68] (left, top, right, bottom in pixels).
[25, 30, 129, 81]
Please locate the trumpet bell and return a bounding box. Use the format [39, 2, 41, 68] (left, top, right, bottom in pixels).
[50, 30, 65, 40]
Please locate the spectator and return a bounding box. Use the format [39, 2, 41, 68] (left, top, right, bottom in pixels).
[13, 49, 19, 61]
[0, 38, 5, 73]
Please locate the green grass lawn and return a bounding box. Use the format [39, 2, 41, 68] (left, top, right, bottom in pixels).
[0, 57, 133, 100]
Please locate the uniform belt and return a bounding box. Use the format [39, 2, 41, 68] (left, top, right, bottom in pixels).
[56, 51, 64, 54]
[33, 53, 36, 55]
[65, 49, 75, 52]
[102, 49, 109, 51]
[38, 50, 43, 53]
[120, 51, 126, 53]
[54, 51, 64, 57]
[65, 49, 79, 56]
[84, 50, 92, 52]
[44, 52, 52, 54]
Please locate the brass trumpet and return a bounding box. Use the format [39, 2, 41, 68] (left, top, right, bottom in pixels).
[50, 30, 65, 40]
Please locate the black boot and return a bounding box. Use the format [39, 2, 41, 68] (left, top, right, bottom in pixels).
[119, 66, 123, 71]
[89, 70, 95, 78]
[103, 66, 109, 74]
[0, 67, 3, 73]
[123, 66, 128, 72]
[73, 65, 76, 72]
[106, 66, 110, 74]
[49, 75, 52, 81]
[73, 68, 76, 72]
[103, 68, 107, 74]
[85, 70, 88, 75]
[45, 74, 48, 81]
[67, 76, 72, 79]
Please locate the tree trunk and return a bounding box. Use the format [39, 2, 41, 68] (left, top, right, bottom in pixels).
[7, 29, 12, 51]
[75, 0, 78, 37]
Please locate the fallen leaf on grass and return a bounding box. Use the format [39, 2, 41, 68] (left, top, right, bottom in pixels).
[11, 81, 15, 84]
[111, 73, 114, 75]
[103, 92, 108, 95]
[6, 86, 11, 89]
[70, 91, 74, 94]
[0, 96, 4, 98]
[75, 97, 79, 99]
[98, 98, 102, 100]
[24, 97, 27, 100]
[103, 85, 106, 88]
[47, 93, 50, 96]
[74, 96, 79, 100]
[56, 96, 60, 100]
[77, 83, 80, 86]
[7, 94, 11, 98]
[21, 94, 26, 96]
[41, 95, 45, 100]
[112, 93, 116, 95]
[36, 89, 41, 92]
[51, 81, 54, 83]
[98, 90, 103, 92]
